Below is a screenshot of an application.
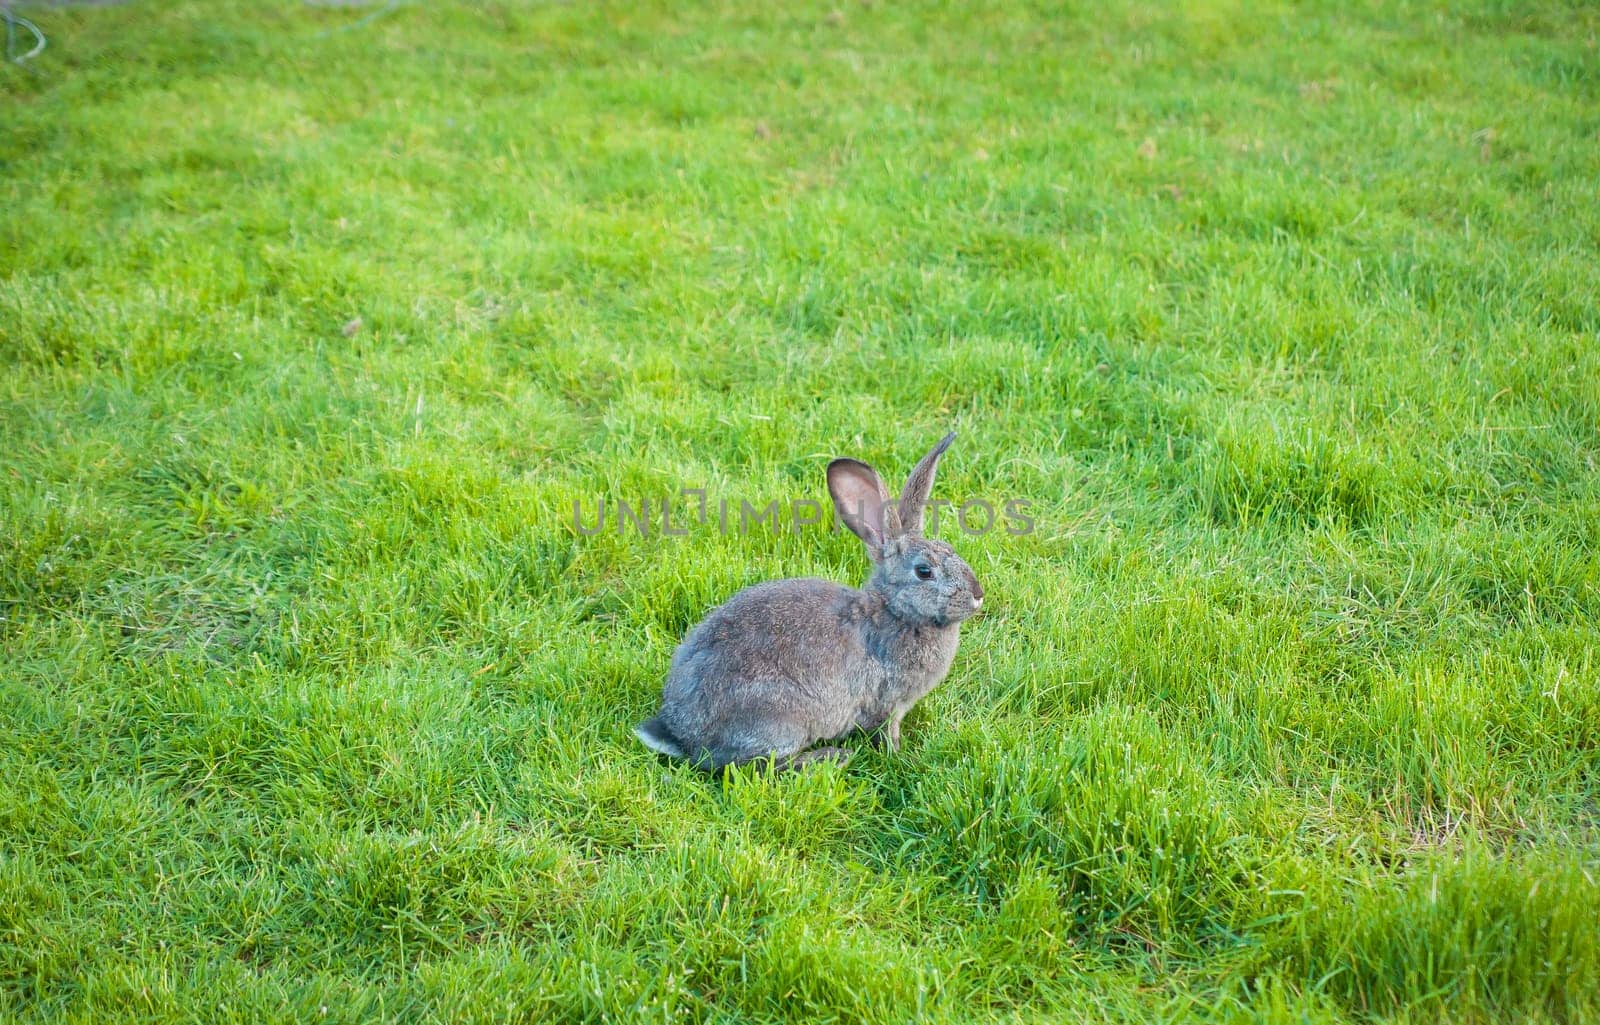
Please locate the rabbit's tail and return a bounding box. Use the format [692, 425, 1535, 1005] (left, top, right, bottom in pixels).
[634, 716, 688, 759]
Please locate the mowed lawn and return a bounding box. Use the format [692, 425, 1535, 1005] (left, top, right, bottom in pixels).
[3, 1, 1598, 1021]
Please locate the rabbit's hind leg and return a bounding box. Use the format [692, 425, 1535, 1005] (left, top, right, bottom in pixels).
[716, 745, 852, 774]
[776, 746, 853, 771]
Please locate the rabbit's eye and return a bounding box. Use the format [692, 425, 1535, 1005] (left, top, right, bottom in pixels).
[914, 563, 934, 581]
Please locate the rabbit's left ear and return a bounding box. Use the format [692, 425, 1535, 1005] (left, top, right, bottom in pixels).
[828, 458, 895, 553]
[897, 432, 956, 536]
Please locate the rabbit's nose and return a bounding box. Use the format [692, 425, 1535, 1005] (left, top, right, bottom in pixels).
[970, 574, 984, 600]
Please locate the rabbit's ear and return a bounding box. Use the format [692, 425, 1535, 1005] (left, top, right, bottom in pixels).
[897, 432, 956, 536]
[828, 458, 895, 551]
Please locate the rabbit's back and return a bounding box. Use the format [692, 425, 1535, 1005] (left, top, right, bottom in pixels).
[657, 579, 874, 766]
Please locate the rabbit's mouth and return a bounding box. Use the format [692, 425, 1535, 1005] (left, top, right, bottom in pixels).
[935, 596, 984, 626]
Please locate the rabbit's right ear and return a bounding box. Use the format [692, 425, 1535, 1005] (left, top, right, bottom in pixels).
[828, 458, 895, 552]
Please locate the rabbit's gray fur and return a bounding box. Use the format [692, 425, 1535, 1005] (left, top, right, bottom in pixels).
[636, 433, 983, 771]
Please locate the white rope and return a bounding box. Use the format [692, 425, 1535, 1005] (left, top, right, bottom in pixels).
[3, 6, 47, 65]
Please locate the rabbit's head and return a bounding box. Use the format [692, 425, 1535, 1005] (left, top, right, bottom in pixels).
[827, 433, 985, 628]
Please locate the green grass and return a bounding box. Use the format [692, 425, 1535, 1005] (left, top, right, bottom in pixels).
[3, 0, 1598, 1021]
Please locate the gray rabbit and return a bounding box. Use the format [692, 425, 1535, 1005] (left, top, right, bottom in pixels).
[636, 433, 984, 771]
